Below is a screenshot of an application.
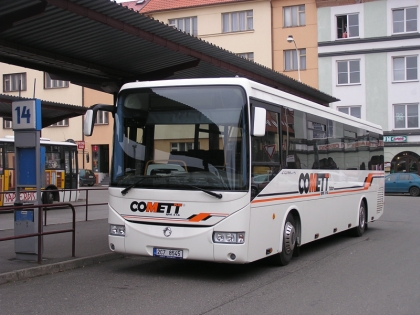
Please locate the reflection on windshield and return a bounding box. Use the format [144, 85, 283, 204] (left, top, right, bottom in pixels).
[111, 85, 248, 191]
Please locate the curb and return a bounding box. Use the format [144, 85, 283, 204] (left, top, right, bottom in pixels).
[0, 253, 125, 285]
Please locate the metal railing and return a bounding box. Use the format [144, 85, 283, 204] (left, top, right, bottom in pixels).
[0, 203, 76, 264]
[42, 187, 108, 224]
[0, 187, 109, 263]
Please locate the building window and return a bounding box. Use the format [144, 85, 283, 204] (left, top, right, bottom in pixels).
[3, 73, 27, 92]
[95, 110, 109, 125]
[171, 142, 198, 152]
[283, 5, 305, 27]
[222, 10, 253, 33]
[337, 13, 359, 39]
[284, 49, 306, 71]
[337, 60, 360, 85]
[3, 119, 12, 129]
[44, 73, 69, 89]
[237, 52, 254, 61]
[393, 7, 417, 34]
[394, 104, 419, 129]
[168, 17, 197, 36]
[337, 106, 361, 118]
[393, 56, 418, 81]
[49, 119, 69, 127]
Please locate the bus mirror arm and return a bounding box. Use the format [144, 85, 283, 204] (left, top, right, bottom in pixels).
[84, 104, 115, 136]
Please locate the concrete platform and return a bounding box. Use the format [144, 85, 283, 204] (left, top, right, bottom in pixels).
[0, 214, 123, 285]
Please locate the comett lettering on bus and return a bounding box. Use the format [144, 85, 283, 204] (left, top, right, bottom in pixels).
[130, 201, 182, 216]
[298, 173, 330, 195]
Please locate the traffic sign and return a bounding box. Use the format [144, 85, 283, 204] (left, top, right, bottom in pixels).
[77, 141, 85, 150]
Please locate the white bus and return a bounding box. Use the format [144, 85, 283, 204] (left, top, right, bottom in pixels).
[84, 78, 384, 266]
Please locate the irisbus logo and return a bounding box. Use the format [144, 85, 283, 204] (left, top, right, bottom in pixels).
[298, 173, 330, 195]
[130, 201, 183, 216]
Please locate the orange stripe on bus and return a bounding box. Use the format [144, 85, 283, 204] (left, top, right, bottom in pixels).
[189, 213, 211, 222]
[252, 173, 382, 204]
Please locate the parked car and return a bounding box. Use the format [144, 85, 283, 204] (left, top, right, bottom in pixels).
[79, 169, 96, 187]
[251, 173, 275, 197]
[385, 173, 420, 196]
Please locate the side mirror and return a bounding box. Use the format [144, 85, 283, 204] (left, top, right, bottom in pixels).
[252, 107, 266, 137]
[84, 109, 95, 136]
[83, 104, 115, 136]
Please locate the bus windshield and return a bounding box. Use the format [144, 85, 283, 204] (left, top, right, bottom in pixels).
[111, 85, 249, 192]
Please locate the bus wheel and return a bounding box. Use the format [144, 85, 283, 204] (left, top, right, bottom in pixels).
[352, 201, 366, 237]
[42, 190, 54, 205]
[273, 213, 296, 266]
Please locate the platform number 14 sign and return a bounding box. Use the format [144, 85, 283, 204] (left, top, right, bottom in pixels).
[15, 105, 31, 124]
[12, 100, 42, 131]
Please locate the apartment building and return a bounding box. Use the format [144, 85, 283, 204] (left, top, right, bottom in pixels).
[317, 0, 420, 174]
[126, 0, 272, 68]
[272, 0, 319, 88]
[124, 0, 320, 86]
[1, 63, 114, 182]
[1, 63, 83, 141]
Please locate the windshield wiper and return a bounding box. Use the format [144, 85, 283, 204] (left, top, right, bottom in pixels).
[187, 184, 222, 199]
[121, 177, 148, 196]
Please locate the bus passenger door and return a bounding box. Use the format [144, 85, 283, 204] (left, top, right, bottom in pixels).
[64, 149, 78, 189]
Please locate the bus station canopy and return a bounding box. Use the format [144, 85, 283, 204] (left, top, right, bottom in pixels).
[0, 0, 339, 126]
[0, 93, 86, 128]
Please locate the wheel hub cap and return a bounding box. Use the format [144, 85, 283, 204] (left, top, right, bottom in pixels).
[284, 222, 296, 255]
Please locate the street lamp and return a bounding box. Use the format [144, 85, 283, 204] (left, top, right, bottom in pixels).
[286, 35, 301, 82]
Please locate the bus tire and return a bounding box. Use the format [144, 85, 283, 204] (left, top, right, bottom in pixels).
[42, 190, 54, 205]
[273, 213, 296, 266]
[352, 200, 366, 237]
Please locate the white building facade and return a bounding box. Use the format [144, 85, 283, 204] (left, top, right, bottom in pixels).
[318, 0, 420, 173]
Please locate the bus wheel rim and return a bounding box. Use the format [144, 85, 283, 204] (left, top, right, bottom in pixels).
[359, 205, 365, 228]
[284, 222, 296, 255]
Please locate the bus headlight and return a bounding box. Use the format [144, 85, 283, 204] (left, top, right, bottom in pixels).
[110, 224, 125, 236]
[213, 232, 245, 244]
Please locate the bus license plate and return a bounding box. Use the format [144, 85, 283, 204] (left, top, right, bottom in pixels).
[153, 248, 183, 259]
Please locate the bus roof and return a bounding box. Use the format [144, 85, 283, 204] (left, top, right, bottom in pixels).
[0, 136, 77, 147]
[120, 77, 382, 134]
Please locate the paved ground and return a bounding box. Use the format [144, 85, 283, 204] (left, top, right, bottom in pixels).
[0, 189, 123, 285]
